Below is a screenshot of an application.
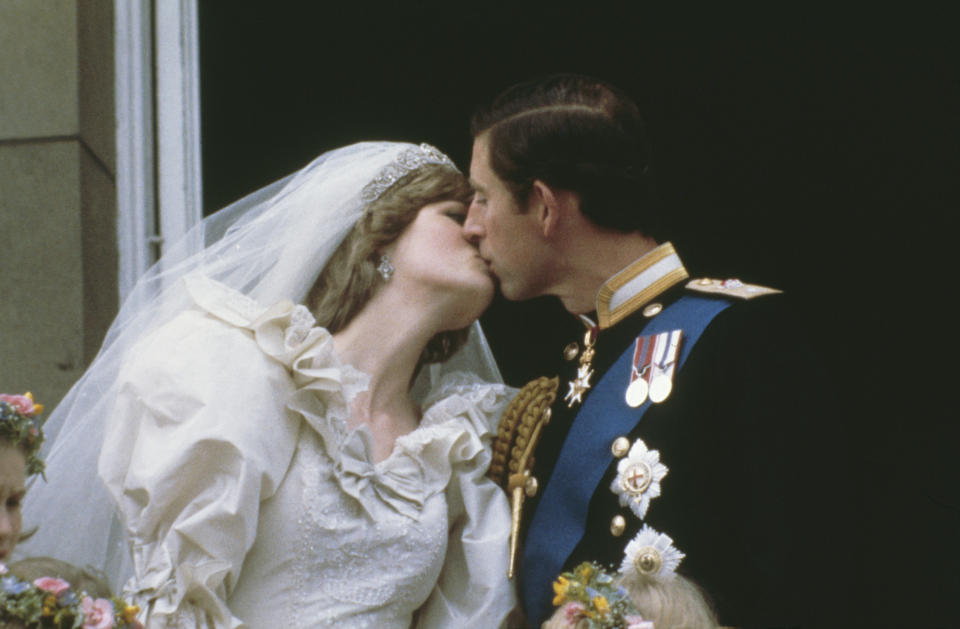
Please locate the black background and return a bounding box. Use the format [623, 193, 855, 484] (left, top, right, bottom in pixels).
[199, 3, 954, 624]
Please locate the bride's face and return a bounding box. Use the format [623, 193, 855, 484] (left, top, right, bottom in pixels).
[388, 199, 495, 326]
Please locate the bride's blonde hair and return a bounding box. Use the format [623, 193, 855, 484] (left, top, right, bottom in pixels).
[307, 163, 474, 366]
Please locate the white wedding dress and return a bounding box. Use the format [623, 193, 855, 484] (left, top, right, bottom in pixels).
[98, 278, 516, 628]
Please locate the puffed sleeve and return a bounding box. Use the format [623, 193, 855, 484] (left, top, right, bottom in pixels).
[413, 375, 518, 629]
[99, 310, 300, 628]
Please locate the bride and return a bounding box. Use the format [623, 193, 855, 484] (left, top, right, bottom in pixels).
[18, 142, 516, 627]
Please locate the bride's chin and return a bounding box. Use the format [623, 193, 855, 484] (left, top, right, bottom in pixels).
[442, 286, 494, 330]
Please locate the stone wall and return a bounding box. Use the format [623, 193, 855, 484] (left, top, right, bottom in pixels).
[0, 1, 116, 410]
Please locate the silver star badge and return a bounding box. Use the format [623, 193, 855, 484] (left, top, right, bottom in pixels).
[564, 364, 594, 407]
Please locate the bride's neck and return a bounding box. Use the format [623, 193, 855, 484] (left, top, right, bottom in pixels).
[331, 287, 442, 415]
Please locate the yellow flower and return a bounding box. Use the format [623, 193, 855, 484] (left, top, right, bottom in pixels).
[123, 604, 141, 623]
[592, 595, 610, 616]
[575, 563, 593, 581]
[552, 575, 570, 605]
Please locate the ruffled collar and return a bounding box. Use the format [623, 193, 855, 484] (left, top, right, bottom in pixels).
[184, 276, 505, 519]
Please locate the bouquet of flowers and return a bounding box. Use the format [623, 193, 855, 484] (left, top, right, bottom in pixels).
[0, 564, 142, 629]
[551, 562, 652, 629]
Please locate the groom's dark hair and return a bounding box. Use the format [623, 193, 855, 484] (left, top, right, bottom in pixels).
[471, 73, 662, 238]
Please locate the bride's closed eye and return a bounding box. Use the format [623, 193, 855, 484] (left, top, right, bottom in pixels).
[445, 209, 467, 225]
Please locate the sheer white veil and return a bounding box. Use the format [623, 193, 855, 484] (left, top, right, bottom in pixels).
[17, 142, 502, 588]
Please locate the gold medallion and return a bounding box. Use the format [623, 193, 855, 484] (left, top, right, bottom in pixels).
[562, 342, 579, 361]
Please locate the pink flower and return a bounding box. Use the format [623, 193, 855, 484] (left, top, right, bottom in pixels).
[81, 596, 115, 629]
[33, 576, 71, 596]
[563, 601, 586, 622]
[0, 394, 37, 416]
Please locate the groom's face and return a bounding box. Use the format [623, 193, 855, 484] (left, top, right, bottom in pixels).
[465, 134, 552, 301]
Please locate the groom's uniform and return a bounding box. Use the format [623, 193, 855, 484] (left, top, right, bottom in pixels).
[517, 243, 850, 628]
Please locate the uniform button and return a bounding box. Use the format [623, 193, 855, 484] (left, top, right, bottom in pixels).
[524, 476, 539, 497]
[563, 342, 579, 361]
[610, 515, 626, 537]
[642, 302, 662, 317]
[611, 436, 630, 458]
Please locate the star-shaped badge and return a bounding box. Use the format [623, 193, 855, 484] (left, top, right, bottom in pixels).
[609, 438, 668, 520]
[564, 364, 594, 407]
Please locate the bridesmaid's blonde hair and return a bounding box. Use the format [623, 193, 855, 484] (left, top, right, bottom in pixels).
[626, 574, 718, 629]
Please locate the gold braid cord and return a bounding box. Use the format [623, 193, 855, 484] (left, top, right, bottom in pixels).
[488, 376, 559, 579]
[488, 376, 559, 488]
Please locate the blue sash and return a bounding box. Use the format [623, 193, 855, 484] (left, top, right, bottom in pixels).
[521, 294, 732, 625]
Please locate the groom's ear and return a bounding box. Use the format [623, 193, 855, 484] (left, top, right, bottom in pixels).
[530, 180, 576, 240]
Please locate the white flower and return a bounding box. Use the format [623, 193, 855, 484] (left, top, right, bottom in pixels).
[609, 438, 668, 519]
[620, 524, 685, 585]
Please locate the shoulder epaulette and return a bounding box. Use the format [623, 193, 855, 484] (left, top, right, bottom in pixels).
[685, 277, 781, 300]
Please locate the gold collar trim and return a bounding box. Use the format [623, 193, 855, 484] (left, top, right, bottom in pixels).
[595, 242, 689, 329]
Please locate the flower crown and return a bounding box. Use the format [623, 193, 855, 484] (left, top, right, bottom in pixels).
[360, 143, 458, 203]
[0, 393, 46, 477]
[0, 563, 142, 629]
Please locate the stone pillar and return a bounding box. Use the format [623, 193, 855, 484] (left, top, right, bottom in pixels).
[0, 1, 116, 410]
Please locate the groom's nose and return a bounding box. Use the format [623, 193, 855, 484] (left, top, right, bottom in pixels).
[463, 202, 485, 243]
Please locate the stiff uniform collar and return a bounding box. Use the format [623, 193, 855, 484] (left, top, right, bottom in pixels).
[594, 242, 689, 329]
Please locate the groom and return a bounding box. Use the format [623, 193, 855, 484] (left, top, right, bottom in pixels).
[464, 75, 851, 627]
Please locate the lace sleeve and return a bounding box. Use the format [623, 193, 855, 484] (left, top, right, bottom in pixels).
[99, 311, 300, 628]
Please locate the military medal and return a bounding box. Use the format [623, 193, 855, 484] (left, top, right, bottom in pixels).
[625, 335, 653, 408]
[625, 377, 649, 408]
[648, 329, 681, 403]
[609, 438, 668, 520]
[565, 364, 594, 406]
[564, 318, 598, 407]
[625, 330, 682, 407]
[648, 376, 672, 403]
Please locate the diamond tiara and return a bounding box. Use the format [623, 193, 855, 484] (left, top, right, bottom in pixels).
[360, 143, 458, 203]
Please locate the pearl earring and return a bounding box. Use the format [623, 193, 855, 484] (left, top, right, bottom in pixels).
[377, 254, 394, 281]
